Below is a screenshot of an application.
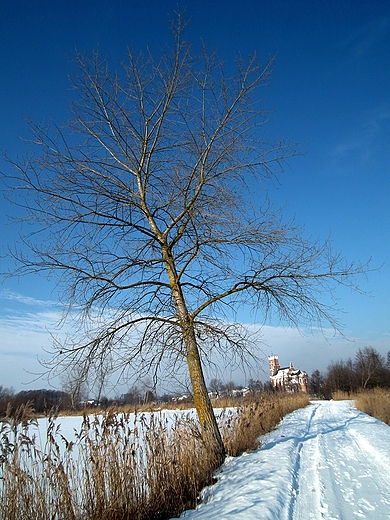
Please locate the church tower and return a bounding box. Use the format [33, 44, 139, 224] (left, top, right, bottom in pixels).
[268, 355, 280, 377]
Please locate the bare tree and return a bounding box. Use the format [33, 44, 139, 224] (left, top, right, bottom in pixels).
[121, 385, 141, 406]
[310, 369, 324, 397]
[223, 381, 236, 397]
[2, 16, 369, 462]
[354, 346, 387, 389]
[61, 365, 89, 410]
[92, 351, 113, 403]
[247, 378, 263, 393]
[208, 378, 224, 396]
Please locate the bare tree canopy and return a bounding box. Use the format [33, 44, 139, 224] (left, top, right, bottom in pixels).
[2, 16, 370, 460]
[354, 346, 388, 389]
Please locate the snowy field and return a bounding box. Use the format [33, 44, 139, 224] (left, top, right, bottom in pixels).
[177, 400, 390, 519]
[30, 408, 200, 455]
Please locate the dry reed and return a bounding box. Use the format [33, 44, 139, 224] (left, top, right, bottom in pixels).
[221, 392, 309, 456]
[0, 393, 309, 520]
[331, 390, 353, 401]
[353, 388, 390, 426]
[332, 388, 390, 426]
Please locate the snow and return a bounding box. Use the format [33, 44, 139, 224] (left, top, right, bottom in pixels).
[177, 400, 390, 519]
[3, 400, 389, 518]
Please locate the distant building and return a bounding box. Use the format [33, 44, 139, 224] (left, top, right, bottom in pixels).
[268, 355, 311, 393]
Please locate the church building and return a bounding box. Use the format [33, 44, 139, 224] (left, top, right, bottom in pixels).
[268, 355, 311, 393]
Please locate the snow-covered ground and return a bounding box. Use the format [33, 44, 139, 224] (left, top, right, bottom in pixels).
[177, 400, 390, 520]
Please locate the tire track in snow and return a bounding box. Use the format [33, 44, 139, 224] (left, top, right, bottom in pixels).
[291, 401, 352, 520]
[292, 401, 390, 519]
[285, 401, 349, 519]
[285, 402, 321, 519]
[179, 401, 390, 520]
[290, 432, 327, 519]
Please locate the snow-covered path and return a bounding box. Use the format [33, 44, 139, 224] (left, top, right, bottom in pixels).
[178, 400, 390, 519]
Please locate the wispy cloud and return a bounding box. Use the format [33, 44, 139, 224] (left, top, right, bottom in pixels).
[331, 102, 390, 168]
[0, 288, 59, 308]
[0, 309, 62, 335]
[340, 16, 390, 62]
[0, 290, 66, 387]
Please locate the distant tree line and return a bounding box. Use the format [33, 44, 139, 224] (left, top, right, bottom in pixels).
[311, 346, 390, 399]
[0, 387, 73, 416]
[0, 385, 166, 417]
[0, 382, 197, 417]
[4, 346, 386, 416]
[0, 378, 270, 418]
[207, 378, 274, 397]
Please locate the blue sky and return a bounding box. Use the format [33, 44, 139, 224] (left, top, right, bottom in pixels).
[0, 0, 389, 393]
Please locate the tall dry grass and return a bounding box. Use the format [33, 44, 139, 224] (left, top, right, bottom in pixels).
[221, 392, 309, 456]
[1, 402, 216, 520]
[0, 393, 309, 520]
[330, 390, 352, 401]
[332, 388, 390, 426]
[353, 388, 390, 426]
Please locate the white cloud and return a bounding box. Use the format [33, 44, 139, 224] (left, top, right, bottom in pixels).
[0, 288, 57, 308]
[0, 291, 388, 391]
[0, 292, 65, 388]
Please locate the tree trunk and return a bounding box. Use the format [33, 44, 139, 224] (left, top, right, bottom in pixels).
[183, 319, 226, 464]
[162, 246, 226, 464]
